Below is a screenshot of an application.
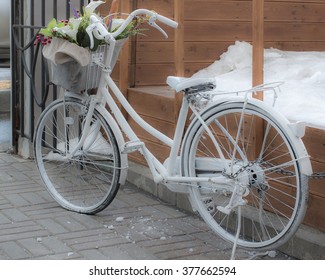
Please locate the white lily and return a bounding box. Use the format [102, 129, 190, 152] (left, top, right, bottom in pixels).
[68, 18, 82, 41]
[54, 20, 80, 42]
[84, 0, 105, 16]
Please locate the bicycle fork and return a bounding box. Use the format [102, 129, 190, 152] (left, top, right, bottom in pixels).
[65, 96, 99, 159]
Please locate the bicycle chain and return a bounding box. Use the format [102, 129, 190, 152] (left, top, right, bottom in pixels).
[309, 172, 325, 180]
[264, 163, 325, 180]
[226, 161, 325, 180]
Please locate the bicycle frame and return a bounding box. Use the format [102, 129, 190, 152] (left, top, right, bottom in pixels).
[99, 74, 231, 191]
[64, 20, 312, 202]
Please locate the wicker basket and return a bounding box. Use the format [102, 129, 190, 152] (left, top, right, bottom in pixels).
[45, 38, 126, 93]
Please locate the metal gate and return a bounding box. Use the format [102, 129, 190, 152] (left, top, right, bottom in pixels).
[11, 0, 88, 155]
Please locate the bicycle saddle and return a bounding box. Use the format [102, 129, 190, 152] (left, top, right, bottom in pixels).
[167, 76, 216, 93]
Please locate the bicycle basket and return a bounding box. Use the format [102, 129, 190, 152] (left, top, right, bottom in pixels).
[44, 37, 127, 93]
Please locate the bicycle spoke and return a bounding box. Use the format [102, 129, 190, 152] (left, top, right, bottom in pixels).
[34, 99, 121, 214]
[182, 101, 307, 249]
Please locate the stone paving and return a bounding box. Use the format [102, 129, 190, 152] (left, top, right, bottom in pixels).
[0, 152, 292, 260]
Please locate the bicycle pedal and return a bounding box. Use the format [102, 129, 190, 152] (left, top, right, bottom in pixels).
[121, 141, 144, 154]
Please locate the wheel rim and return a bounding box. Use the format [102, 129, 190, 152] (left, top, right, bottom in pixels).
[34, 100, 120, 213]
[183, 103, 304, 249]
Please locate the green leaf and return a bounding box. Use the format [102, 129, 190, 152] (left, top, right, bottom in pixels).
[82, 33, 90, 48]
[47, 18, 58, 30]
[39, 28, 52, 37]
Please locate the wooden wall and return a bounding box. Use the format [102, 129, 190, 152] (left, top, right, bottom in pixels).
[135, 0, 175, 86]
[102, 0, 325, 232]
[134, 0, 325, 85]
[301, 127, 325, 231]
[101, 0, 325, 85]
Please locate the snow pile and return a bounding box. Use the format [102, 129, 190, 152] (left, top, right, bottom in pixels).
[192, 41, 325, 128]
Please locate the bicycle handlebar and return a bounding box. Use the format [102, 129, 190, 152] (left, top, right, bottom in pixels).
[86, 9, 178, 49]
[156, 14, 178, 29]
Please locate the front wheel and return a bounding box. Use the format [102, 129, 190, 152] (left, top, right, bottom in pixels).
[181, 101, 308, 250]
[34, 98, 121, 214]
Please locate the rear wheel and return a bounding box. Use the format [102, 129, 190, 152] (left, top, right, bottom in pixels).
[181, 101, 308, 250]
[34, 98, 121, 214]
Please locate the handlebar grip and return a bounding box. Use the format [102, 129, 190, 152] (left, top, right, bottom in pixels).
[156, 14, 178, 29]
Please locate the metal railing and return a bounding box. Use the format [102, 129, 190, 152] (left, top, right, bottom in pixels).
[11, 0, 88, 152]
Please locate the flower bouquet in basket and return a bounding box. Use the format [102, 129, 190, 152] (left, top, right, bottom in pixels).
[38, 0, 147, 92]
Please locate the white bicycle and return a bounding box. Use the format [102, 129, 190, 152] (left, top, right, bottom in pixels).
[34, 9, 312, 252]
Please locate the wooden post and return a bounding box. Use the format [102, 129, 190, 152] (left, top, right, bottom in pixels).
[119, 0, 130, 93]
[252, 0, 265, 158]
[119, 0, 130, 118]
[252, 0, 264, 100]
[174, 0, 185, 77]
[174, 0, 185, 123]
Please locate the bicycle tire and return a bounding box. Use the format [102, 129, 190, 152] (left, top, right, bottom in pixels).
[181, 101, 308, 250]
[34, 98, 121, 214]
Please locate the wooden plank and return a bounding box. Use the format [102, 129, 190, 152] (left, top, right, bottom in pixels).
[137, 42, 233, 64]
[135, 64, 175, 85]
[128, 115, 175, 144]
[266, 0, 325, 3]
[184, 0, 252, 21]
[184, 62, 216, 77]
[265, 22, 325, 41]
[136, 42, 174, 63]
[264, 125, 325, 196]
[134, 62, 212, 85]
[265, 41, 325, 51]
[304, 193, 325, 232]
[184, 21, 252, 42]
[128, 87, 175, 122]
[265, 2, 325, 23]
[309, 160, 325, 198]
[136, 3, 325, 42]
[303, 127, 325, 164]
[136, 0, 173, 17]
[136, 39, 325, 69]
[184, 42, 233, 62]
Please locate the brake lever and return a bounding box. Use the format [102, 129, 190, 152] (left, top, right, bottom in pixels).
[151, 21, 168, 38]
[148, 14, 168, 39]
[86, 25, 95, 49]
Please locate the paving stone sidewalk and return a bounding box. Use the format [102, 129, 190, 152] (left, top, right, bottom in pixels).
[0, 152, 292, 260]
